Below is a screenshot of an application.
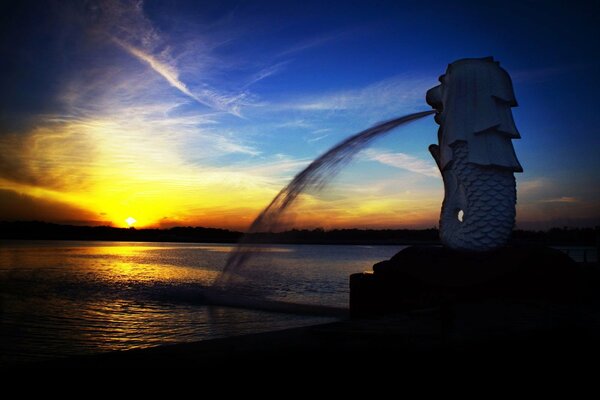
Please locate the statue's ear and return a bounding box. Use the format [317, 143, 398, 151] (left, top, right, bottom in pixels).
[472, 77, 519, 136]
[492, 68, 518, 106]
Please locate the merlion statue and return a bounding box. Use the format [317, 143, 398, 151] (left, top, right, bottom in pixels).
[426, 57, 523, 251]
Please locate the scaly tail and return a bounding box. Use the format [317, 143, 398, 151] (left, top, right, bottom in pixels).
[431, 141, 516, 251]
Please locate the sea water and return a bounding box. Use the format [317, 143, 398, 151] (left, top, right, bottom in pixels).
[0, 240, 401, 364]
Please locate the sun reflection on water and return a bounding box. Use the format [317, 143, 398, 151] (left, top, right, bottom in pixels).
[0, 240, 397, 364]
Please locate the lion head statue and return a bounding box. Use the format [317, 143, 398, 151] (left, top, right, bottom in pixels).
[426, 57, 523, 172]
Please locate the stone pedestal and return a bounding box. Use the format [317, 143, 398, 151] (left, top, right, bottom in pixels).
[350, 245, 598, 318]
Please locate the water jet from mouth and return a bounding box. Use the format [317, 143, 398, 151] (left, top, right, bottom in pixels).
[216, 110, 435, 295]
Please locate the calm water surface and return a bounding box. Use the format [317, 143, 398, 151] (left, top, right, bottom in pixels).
[0, 240, 401, 364]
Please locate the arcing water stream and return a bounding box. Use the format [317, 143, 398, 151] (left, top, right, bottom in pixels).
[217, 110, 435, 287]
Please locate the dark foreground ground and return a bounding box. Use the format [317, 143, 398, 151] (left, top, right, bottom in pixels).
[36, 300, 600, 369]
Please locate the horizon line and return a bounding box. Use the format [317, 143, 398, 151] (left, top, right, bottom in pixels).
[1, 220, 598, 234]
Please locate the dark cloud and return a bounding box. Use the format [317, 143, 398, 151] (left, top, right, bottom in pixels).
[0, 134, 41, 187]
[0, 188, 104, 224]
[0, 129, 96, 190]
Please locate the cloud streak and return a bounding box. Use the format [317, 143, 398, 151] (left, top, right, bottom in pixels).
[307, 134, 330, 143]
[243, 61, 289, 89]
[539, 197, 579, 203]
[275, 31, 347, 58]
[110, 32, 249, 116]
[282, 75, 432, 114]
[93, 0, 262, 116]
[512, 63, 592, 84]
[364, 149, 440, 178]
[111, 37, 201, 105]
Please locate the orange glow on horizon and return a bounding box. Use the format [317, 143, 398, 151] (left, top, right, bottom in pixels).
[10, 115, 588, 231]
[0, 119, 448, 231]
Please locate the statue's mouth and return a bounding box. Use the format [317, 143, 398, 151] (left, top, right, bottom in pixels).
[431, 103, 443, 124]
[430, 99, 443, 115]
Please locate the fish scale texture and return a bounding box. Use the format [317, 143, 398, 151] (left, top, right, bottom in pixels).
[440, 142, 516, 251]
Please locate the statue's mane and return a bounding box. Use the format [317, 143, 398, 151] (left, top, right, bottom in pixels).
[439, 57, 523, 172]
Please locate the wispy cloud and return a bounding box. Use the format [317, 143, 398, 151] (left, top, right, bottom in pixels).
[93, 0, 260, 116]
[111, 37, 214, 109]
[307, 134, 330, 143]
[275, 32, 345, 58]
[539, 196, 579, 203]
[514, 178, 599, 229]
[240, 155, 310, 180]
[364, 149, 440, 178]
[243, 61, 289, 89]
[306, 128, 332, 142]
[517, 179, 548, 196]
[275, 119, 312, 129]
[512, 64, 591, 84]
[517, 179, 579, 204]
[281, 74, 432, 114]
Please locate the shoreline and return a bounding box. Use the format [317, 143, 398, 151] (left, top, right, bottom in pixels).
[38, 301, 600, 368]
[2, 221, 597, 247]
[0, 237, 441, 246]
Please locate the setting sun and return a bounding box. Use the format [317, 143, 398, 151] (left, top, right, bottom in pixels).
[125, 217, 137, 227]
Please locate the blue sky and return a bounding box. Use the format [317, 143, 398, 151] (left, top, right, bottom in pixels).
[0, 0, 598, 229]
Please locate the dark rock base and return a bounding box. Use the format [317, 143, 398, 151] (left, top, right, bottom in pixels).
[350, 245, 599, 318]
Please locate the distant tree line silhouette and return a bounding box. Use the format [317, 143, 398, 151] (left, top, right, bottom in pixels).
[0, 221, 598, 246]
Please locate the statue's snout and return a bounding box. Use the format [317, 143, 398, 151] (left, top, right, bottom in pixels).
[426, 85, 443, 124]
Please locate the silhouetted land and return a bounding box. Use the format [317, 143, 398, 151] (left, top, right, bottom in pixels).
[0, 221, 598, 246]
